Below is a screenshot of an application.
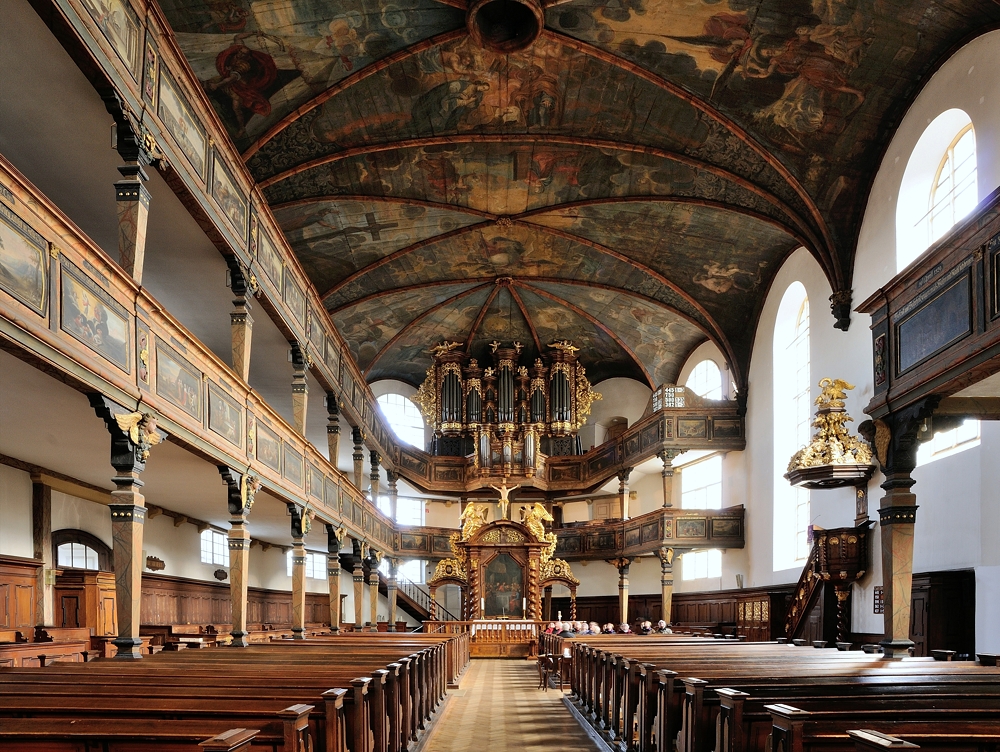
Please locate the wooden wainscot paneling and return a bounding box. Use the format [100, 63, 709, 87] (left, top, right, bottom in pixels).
[140, 573, 329, 629]
[0, 555, 40, 634]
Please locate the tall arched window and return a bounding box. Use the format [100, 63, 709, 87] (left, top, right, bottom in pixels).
[376, 393, 425, 449]
[897, 111, 980, 459]
[897, 109, 977, 269]
[686, 359, 723, 399]
[773, 283, 810, 571]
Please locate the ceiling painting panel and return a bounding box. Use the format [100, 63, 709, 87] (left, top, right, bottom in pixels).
[331, 282, 483, 371]
[158, 0, 465, 151]
[519, 283, 705, 387]
[273, 199, 483, 293]
[365, 288, 494, 384]
[262, 141, 790, 227]
[546, 0, 1000, 240]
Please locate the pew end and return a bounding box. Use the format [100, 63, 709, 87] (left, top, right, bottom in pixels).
[199, 728, 261, 752]
[847, 730, 920, 752]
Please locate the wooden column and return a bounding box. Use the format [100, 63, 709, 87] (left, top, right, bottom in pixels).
[225, 258, 255, 382]
[352, 538, 365, 630]
[219, 467, 258, 647]
[658, 547, 675, 624]
[368, 548, 381, 632]
[617, 468, 633, 520]
[870, 398, 938, 657]
[288, 504, 308, 640]
[387, 558, 399, 632]
[326, 524, 345, 633]
[290, 343, 309, 436]
[101, 92, 153, 286]
[90, 396, 164, 659]
[657, 450, 685, 508]
[543, 585, 552, 621]
[370, 451, 381, 502]
[30, 477, 53, 627]
[612, 558, 631, 626]
[326, 394, 341, 465]
[352, 427, 365, 489]
[570, 588, 577, 620]
[387, 470, 399, 523]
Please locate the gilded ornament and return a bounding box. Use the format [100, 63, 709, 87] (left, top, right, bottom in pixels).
[521, 503, 557, 561]
[413, 370, 437, 424]
[541, 558, 579, 585]
[549, 340, 580, 353]
[240, 471, 261, 513]
[460, 501, 489, 540]
[481, 529, 502, 543]
[114, 411, 163, 461]
[430, 557, 467, 583]
[430, 341, 462, 356]
[787, 379, 873, 473]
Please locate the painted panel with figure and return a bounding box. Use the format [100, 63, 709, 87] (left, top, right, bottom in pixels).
[483, 552, 523, 619]
[60, 261, 129, 371]
[208, 382, 242, 447]
[155, 341, 202, 420]
[0, 202, 47, 316]
[211, 151, 247, 235]
[157, 72, 208, 178]
[81, 0, 141, 75]
[256, 422, 282, 473]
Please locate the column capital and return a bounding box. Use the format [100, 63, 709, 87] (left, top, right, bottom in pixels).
[609, 557, 631, 576]
[225, 255, 260, 300]
[326, 523, 346, 553]
[657, 547, 674, 569]
[219, 466, 260, 518]
[90, 395, 167, 475]
[657, 449, 686, 464]
[287, 503, 311, 540]
[101, 88, 162, 167]
[352, 426, 366, 445]
[617, 467, 633, 484]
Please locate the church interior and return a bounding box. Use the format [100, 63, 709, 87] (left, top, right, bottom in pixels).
[3, 0, 1000, 749]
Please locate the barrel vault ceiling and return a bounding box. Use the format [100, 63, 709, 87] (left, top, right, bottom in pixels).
[158, 0, 1000, 389]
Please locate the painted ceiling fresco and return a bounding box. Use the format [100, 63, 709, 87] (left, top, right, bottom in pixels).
[160, 0, 1000, 389]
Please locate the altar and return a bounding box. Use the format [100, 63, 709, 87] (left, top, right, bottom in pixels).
[427, 498, 580, 657]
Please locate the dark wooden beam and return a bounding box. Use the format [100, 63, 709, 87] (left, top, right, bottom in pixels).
[935, 397, 1000, 419]
[508, 284, 543, 354]
[464, 284, 503, 354]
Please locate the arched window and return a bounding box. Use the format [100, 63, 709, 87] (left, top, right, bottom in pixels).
[773, 283, 811, 571]
[52, 529, 112, 571]
[897, 109, 977, 269]
[376, 393, 425, 449]
[686, 360, 723, 400]
[897, 111, 980, 458]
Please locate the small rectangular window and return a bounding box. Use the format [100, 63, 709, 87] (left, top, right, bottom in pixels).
[200, 529, 229, 567]
[398, 559, 425, 584]
[682, 550, 721, 581]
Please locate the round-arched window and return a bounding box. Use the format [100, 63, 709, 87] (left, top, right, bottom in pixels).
[686, 360, 723, 400]
[897, 109, 977, 269]
[376, 393, 425, 449]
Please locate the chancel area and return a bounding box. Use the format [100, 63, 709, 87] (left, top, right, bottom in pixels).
[4, 0, 1000, 749]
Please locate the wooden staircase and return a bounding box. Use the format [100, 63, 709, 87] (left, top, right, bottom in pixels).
[784, 522, 872, 644]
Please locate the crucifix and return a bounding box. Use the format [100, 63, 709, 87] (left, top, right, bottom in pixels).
[489, 481, 520, 520]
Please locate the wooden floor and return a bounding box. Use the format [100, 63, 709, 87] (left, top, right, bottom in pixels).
[421, 659, 602, 752]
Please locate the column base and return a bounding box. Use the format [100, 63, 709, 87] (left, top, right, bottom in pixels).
[879, 639, 914, 659]
[112, 637, 144, 659]
[229, 631, 249, 648]
[388, 625, 396, 632]
[329, 627, 340, 635]
[291, 628, 306, 640]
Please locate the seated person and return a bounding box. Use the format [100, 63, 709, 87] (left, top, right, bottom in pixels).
[544, 622, 557, 634]
[639, 620, 653, 635]
[618, 622, 632, 634]
[589, 622, 601, 635]
[603, 623, 616, 634]
[656, 620, 673, 634]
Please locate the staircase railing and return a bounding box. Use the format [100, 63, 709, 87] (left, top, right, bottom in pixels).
[397, 574, 460, 621]
[784, 538, 822, 639]
[783, 522, 873, 640]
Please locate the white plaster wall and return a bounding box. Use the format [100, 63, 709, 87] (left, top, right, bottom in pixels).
[424, 502, 460, 528]
[142, 513, 229, 582]
[0, 465, 33, 558]
[50, 492, 112, 548]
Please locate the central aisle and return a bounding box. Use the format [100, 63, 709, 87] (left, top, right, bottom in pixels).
[420, 659, 602, 752]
